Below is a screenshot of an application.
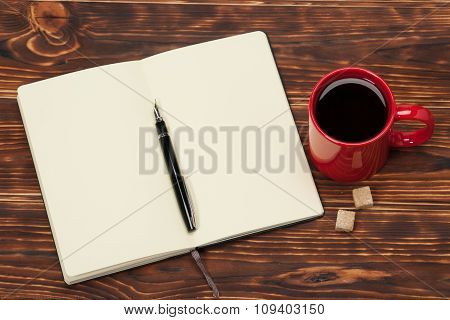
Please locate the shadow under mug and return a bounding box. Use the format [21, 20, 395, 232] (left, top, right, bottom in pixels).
[308, 67, 434, 182]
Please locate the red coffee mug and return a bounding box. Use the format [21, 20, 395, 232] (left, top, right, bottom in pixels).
[308, 67, 434, 182]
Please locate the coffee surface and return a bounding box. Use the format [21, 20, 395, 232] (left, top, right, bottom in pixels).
[315, 82, 387, 143]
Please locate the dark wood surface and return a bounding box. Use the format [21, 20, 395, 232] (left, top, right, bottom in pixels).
[0, 0, 449, 299]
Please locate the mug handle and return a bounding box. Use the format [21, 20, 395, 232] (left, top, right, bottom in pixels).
[390, 105, 434, 147]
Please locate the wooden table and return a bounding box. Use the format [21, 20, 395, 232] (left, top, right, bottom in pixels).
[0, 0, 449, 299]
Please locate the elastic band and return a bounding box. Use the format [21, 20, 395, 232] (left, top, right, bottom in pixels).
[191, 249, 220, 299]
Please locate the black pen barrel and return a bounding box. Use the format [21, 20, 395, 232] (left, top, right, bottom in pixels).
[157, 120, 196, 231]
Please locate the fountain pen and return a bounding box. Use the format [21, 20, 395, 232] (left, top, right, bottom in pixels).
[153, 101, 196, 231]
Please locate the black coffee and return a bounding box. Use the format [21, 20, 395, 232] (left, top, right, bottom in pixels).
[315, 82, 387, 143]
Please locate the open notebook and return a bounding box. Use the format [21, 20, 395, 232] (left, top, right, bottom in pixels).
[17, 31, 323, 284]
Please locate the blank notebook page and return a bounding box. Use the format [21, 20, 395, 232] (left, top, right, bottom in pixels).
[18, 61, 196, 282]
[142, 31, 323, 246]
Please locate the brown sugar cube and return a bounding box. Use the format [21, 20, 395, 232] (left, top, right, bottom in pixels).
[335, 210, 355, 232]
[352, 186, 373, 209]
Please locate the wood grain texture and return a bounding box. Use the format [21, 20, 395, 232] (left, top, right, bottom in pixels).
[0, 0, 449, 299]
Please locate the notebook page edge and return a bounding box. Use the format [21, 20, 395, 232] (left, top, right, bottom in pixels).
[198, 210, 324, 249]
[65, 248, 193, 284]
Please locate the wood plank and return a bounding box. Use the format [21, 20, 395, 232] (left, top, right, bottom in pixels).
[0, 0, 448, 299]
[51, 0, 450, 9]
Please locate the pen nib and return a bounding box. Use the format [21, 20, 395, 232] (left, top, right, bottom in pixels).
[153, 99, 162, 121]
